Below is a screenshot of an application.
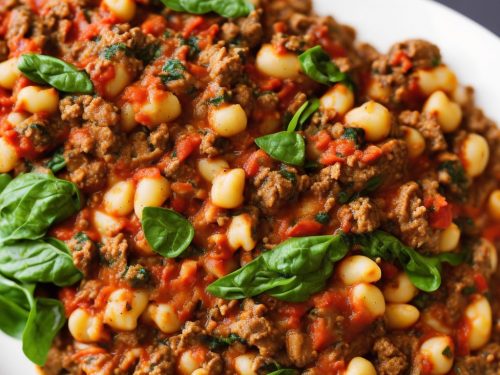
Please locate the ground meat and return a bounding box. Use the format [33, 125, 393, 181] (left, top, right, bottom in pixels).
[133, 345, 174, 375]
[60, 95, 119, 127]
[199, 130, 224, 156]
[6, 6, 33, 40]
[340, 139, 408, 191]
[388, 39, 441, 69]
[472, 238, 498, 278]
[198, 43, 246, 87]
[337, 197, 381, 234]
[15, 114, 69, 154]
[64, 154, 107, 192]
[119, 124, 170, 168]
[285, 329, 317, 367]
[238, 10, 264, 47]
[261, 0, 312, 31]
[311, 164, 341, 197]
[399, 110, 447, 153]
[230, 299, 281, 356]
[386, 181, 437, 250]
[251, 167, 309, 214]
[169, 321, 206, 355]
[454, 343, 500, 374]
[373, 337, 409, 375]
[67, 234, 97, 277]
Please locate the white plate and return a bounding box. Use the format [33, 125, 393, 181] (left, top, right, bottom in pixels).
[1, 0, 499, 373]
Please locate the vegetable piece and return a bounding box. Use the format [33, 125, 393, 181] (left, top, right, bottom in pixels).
[341, 127, 366, 148]
[268, 370, 300, 375]
[298, 46, 352, 87]
[162, 0, 253, 18]
[206, 235, 350, 302]
[160, 58, 186, 84]
[46, 149, 66, 173]
[206, 333, 246, 350]
[0, 173, 12, 194]
[141, 207, 194, 257]
[18, 54, 93, 94]
[0, 173, 80, 245]
[353, 231, 463, 292]
[255, 131, 305, 166]
[0, 274, 65, 365]
[0, 238, 82, 286]
[338, 175, 383, 204]
[207, 231, 463, 301]
[286, 99, 320, 132]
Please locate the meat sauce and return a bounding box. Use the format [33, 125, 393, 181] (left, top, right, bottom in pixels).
[0, 0, 499, 374]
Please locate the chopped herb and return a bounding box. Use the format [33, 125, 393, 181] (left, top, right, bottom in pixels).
[135, 43, 162, 64]
[341, 127, 365, 148]
[438, 160, 469, 199]
[412, 293, 432, 309]
[74, 232, 90, 244]
[279, 167, 296, 183]
[160, 58, 186, 83]
[442, 346, 453, 358]
[206, 333, 245, 350]
[46, 148, 66, 173]
[101, 43, 131, 60]
[207, 93, 231, 106]
[124, 266, 150, 288]
[338, 175, 384, 204]
[432, 56, 442, 67]
[180, 36, 200, 59]
[315, 212, 329, 224]
[462, 285, 477, 296]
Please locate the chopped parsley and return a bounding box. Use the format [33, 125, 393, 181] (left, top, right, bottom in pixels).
[279, 167, 297, 183]
[102, 43, 131, 60]
[442, 346, 453, 358]
[338, 175, 384, 204]
[341, 127, 366, 148]
[180, 36, 200, 59]
[206, 334, 245, 350]
[315, 212, 329, 224]
[207, 93, 231, 106]
[135, 42, 162, 64]
[462, 285, 477, 296]
[160, 58, 186, 84]
[46, 148, 66, 173]
[438, 160, 469, 199]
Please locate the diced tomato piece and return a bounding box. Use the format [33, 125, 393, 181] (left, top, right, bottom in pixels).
[473, 273, 489, 293]
[456, 319, 471, 356]
[286, 219, 323, 237]
[429, 203, 453, 229]
[182, 16, 204, 38]
[259, 77, 282, 92]
[483, 224, 500, 243]
[141, 14, 168, 36]
[390, 50, 413, 73]
[243, 149, 272, 177]
[171, 182, 194, 195]
[361, 145, 383, 164]
[133, 167, 161, 181]
[313, 130, 332, 151]
[310, 317, 334, 351]
[58, 287, 78, 316]
[175, 134, 202, 162]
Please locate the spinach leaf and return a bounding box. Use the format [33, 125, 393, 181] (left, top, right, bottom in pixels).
[287, 99, 319, 132]
[315, 212, 329, 224]
[142, 207, 194, 258]
[18, 54, 93, 94]
[206, 234, 350, 302]
[268, 370, 299, 375]
[255, 131, 305, 166]
[208, 230, 463, 301]
[0, 275, 65, 365]
[101, 43, 131, 60]
[0, 238, 82, 286]
[46, 149, 66, 173]
[342, 127, 365, 148]
[353, 231, 463, 292]
[298, 46, 351, 87]
[163, 0, 253, 18]
[0, 173, 12, 194]
[0, 173, 81, 245]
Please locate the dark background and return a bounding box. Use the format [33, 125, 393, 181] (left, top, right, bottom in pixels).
[435, 0, 500, 36]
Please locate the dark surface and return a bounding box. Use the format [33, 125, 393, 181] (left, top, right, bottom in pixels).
[435, 0, 500, 36]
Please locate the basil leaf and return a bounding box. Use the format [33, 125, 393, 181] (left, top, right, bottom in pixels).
[0, 238, 82, 286]
[299, 46, 351, 87]
[18, 54, 94, 94]
[0, 173, 12, 194]
[46, 149, 66, 173]
[142, 207, 194, 258]
[268, 370, 299, 375]
[353, 231, 462, 292]
[286, 98, 319, 132]
[0, 173, 81, 245]
[255, 131, 305, 166]
[0, 275, 65, 365]
[206, 234, 349, 302]
[206, 333, 245, 350]
[175, 0, 253, 18]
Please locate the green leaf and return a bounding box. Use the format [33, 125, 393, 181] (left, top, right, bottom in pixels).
[160, 0, 185, 12]
[255, 131, 305, 166]
[268, 370, 299, 375]
[206, 234, 349, 302]
[0, 173, 12, 194]
[142, 207, 194, 258]
[0, 238, 82, 286]
[101, 43, 131, 60]
[286, 99, 319, 132]
[46, 149, 66, 173]
[353, 231, 463, 292]
[298, 46, 351, 87]
[0, 173, 81, 245]
[172, 0, 253, 18]
[338, 175, 384, 204]
[160, 58, 186, 84]
[341, 127, 365, 148]
[0, 275, 65, 365]
[206, 333, 245, 350]
[18, 54, 93, 94]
